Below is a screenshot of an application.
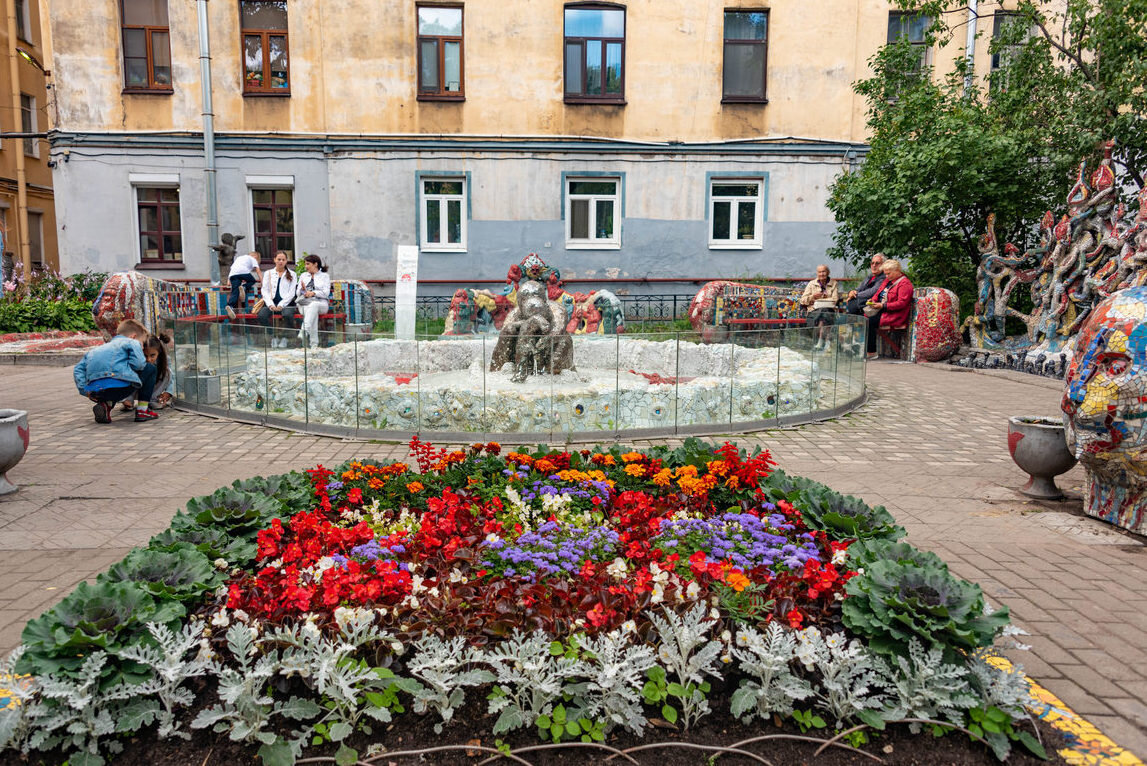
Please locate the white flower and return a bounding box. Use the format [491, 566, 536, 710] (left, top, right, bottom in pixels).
[448, 568, 466, 583]
[621, 620, 637, 635]
[824, 632, 845, 649]
[709, 607, 720, 621]
[210, 609, 229, 628]
[606, 557, 628, 580]
[686, 581, 701, 599]
[736, 631, 750, 647]
[658, 645, 673, 663]
[720, 630, 732, 644]
[831, 548, 847, 566]
[485, 533, 502, 544]
[651, 583, 665, 604]
[213, 558, 228, 571]
[333, 606, 354, 629]
[302, 615, 321, 638]
[721, 654, 732, 664]
[390, 640, 404, 655]
[410, 574, 425, 593]
[315, 556, 337, 574]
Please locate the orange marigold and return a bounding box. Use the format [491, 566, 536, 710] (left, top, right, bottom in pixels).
[652, 468, 673, 487]
[624, 463, 646, 477]
[367, 477, 386, 490]
[620, 451, 644, 463]
[706, 460, 730, 477]
[406, 481, 425, 493]
[725, 571, 750, 592]
[535, 459, 556, 473]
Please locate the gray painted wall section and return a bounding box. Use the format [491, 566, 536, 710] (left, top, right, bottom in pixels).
[53, 139, 853, 289]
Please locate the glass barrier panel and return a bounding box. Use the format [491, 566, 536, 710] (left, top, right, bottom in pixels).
[611, 330, 672, 433]
[296, 327, 353, 429]
[354, 330, 418, 434]
[172, 319, 199, 405]
[227, 322, 266, 419]
[203, 321, 227, 409]
[728, 327, 775, 427]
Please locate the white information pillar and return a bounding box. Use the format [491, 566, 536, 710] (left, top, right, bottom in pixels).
[394, 246, 420, 340]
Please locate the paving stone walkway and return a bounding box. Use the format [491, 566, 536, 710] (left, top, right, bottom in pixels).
[1, 360, 1145, 755]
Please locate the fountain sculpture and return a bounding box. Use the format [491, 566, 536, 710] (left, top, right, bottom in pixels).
[488, 254, 575, 382]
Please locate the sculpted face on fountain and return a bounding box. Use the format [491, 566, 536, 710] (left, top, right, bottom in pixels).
[1062, 286, 1147, 532]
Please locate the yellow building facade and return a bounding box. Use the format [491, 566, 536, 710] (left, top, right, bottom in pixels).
[43, 1, 1020, 287]
[1, 0, 56, 276]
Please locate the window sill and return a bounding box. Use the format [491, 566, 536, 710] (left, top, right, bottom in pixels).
[417, 94, 465, 102]
[709, 242, 763, 250]
[243, 90, 292, 97]
[420, 246, 468, 253]
[136, 261, 185, 270]
[566, 242, 621, 250]
[563, 97, 626, 106]
[721, 97, 768, 105]
[122, 87, 174, 95]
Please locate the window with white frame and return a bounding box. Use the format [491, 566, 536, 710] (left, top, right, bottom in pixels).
[420, 176, 466, 251]
[709, 179, 763, 248]
[566, 177, 619, 247]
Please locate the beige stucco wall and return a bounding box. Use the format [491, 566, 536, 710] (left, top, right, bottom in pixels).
[46, 0, 1023, 144]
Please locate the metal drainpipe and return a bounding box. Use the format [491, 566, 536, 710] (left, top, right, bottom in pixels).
[964, 0, 978, 96]
[6, 0, 31, 276]
[197, 0, 220, 284]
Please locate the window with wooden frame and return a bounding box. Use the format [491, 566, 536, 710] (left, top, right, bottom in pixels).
[887, 11, 931, 72]
[136, 186, 182, 263]
[709, 179, 763, 248]
[565, 177, 620, 248]
[121, 0, 172, 91]
[14, 0, 32, 43]
[251, 188, 294, 263]
[241, 0, 289, 94]
[20, 94, 37, 157]
[563, 4, 625, 103]
[723, 10, 768, 103]
[26, 211, 43, 268]
[417, 5, 463, 99]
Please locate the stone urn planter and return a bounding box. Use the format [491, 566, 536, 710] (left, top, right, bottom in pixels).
[1008, 415, 1077, 500]
[0, 409, 29, 495]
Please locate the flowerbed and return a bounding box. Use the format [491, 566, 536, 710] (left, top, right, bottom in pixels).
[1, 439, 1045, 766]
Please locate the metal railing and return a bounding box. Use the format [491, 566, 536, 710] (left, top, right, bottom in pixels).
[374, 293, 696, 325]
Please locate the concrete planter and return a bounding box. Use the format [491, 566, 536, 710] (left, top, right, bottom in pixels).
[1008, 415, 1077, 500]
[0, 409, 29, 495]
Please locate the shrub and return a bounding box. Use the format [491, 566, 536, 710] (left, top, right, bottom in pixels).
[0, 299, 95, 333]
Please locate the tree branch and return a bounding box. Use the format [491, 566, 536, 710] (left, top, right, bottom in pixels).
[1030, 12, 1094, 81]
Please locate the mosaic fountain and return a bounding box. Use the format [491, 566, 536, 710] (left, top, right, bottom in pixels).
[220, 255, 864, 438]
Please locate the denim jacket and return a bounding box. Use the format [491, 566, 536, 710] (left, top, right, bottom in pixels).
[73, 335, 146, 393]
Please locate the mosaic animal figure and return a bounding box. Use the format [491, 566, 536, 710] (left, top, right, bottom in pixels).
[1062, 286, 1147, 535]
[489, 275, 575, 382]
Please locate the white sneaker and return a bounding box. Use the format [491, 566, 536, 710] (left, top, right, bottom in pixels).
[226, 305, 236, 320]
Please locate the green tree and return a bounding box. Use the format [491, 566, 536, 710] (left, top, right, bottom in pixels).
[828, 0, 1147, 311]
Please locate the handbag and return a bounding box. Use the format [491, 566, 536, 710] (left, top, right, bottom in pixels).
[862, 304, 880, 318]
[251, 298, 266, 313]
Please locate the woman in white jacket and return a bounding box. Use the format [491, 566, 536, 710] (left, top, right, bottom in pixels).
[258, 251, 298, 347]
[296, 254, 331, 348]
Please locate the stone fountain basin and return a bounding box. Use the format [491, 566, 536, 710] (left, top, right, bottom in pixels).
[230, 337, 841, 434]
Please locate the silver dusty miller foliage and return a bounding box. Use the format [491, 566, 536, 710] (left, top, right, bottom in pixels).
[874, 638, 978, 729]
[576, 629, 658, 735]
[729, 622, 814, 721]
[115, 621, 214, 740]
[480, 629, 588, 735]
[648, 603, 724, 729]
[405, 634, 495, 734]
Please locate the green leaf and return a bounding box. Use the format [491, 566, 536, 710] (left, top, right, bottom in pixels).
[1016, 730, 1048, 760]
[666, 682, 687, 697]
[591, 728, 605, 742]
[257, 741, 295, 766]
[549, 641, 564, 656]
[327, 721, 353, 742]
[565, 721, 580, 737]
[550, 724, 563, 741]
[536, 715, 551, 728]
[647, 666, 666, 684]
[334, 744, 359, 766]
[364, 691, 387, 708]
[662, 704, 678, 724]
[811, 715, 827, 728]
[856, 709, 887, 730]
[577, 717, 593, 731]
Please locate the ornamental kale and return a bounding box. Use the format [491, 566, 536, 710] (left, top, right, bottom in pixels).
[17, 581, 185, 683]
[147, 524, 258, 568]
[99, 544, 223, 603]
[842, 560, 1011, 662]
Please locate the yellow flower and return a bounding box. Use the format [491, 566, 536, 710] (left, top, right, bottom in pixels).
[726, 572, 750, 592]
[652, 469, 673, 487]
[624, 463, 646, 477]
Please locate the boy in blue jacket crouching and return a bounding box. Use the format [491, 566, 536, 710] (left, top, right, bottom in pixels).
[73, 319, 159, 423]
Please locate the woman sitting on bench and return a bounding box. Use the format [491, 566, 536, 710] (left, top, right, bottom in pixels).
[864, 258, 913, 360]
[296, 254, 331, 349]
[258, 251, 298, 348]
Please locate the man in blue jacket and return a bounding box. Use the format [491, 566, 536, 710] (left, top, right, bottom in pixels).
[73, 319, 159, 423]
[846, 253, 887, 315]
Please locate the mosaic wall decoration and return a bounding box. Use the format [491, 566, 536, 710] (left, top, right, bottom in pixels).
[443, 254, 625, 336]
[688, 281, 804, 342]
[91, 272, 375, 338]
[1062, 286, 1147, 535]
[958, 141, 1147, 376]
[909, 287, 962, 362]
